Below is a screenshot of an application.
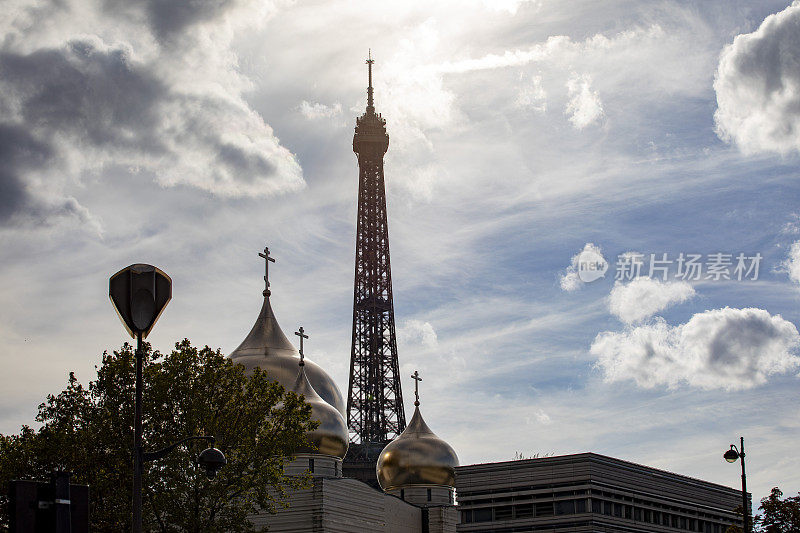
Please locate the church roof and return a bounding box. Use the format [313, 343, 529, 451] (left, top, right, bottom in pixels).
[376, 403, 459, 491]
[228, 248, 346, 416]
[290, 363, 349, 459]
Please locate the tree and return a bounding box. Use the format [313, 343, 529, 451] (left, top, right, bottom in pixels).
[724, 504, 745, 533]
[0, 340, 315, 533]
[753, 487, 800, 533]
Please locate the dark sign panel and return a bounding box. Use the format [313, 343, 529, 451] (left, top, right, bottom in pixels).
[8, 476, 89, 533]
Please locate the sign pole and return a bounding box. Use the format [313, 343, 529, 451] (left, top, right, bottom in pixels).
[132, 331, 143, 533]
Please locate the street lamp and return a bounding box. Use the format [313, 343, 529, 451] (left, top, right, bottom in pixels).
[145, 436, 227, 480]
[723, 437, 750, 533]
[109, 264, 225, 533]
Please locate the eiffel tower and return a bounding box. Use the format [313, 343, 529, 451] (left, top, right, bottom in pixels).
[343, 53, 406, 486]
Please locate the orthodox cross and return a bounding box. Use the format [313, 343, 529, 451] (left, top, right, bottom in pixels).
[295, 326, 308, 366]
[258, 246, 275, 296]
[411, 370, 422, 406]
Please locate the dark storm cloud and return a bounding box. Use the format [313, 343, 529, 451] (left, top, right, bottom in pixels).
[216, 142, 277, 177]
[0, 39, 168, 153]
[0, 125, 49, 222]
[0, 28, 302, 224]
[102, 0, 238, 41]
[0, 124, 94, 226]
[0, 38, 168, 227]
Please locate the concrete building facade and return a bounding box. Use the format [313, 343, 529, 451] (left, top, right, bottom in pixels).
[250, 455, 457, 532]
[456, 453, 745, 533]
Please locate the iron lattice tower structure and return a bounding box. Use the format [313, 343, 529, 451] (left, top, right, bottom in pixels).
[346, 54, 406, 467]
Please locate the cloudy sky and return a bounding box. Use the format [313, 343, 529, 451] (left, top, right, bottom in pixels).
[4, 0, 800, 504]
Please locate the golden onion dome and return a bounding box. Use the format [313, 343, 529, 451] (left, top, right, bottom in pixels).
[290, 363, 349, 459]
[229, 294, 346, 416]
[376, 404, 459, 490]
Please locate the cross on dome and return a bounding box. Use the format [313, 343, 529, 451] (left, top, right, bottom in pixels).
[295, 326, 309, 366]
[258, 246, 275, 297]
[411, 370, 422, 406]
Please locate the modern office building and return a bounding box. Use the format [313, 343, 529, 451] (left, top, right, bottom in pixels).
[456, 453, 746, 533]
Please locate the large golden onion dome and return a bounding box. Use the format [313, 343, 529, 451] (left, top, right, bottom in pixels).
[376, 404, 459, 490]
[228, 252, 346, 416]
[289, 363, 349, 459]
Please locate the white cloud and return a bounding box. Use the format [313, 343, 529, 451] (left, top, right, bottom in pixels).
[565, 73, 604, 129]
[781, 213, 800, 235]
[394, 164, 442, 203]
[479, 0, 541, 15]
[592, 307, 800, 390]
[380, 23, 666, 149]
[298, 100, 342, 120]
[783, 241, 800, 285]
[608, 278, 695, 324]
[533, 409, 551, 425]
[515, 74, 547, 113]
[559, 243, 606, 291]
[438, 26, 666, 75]
[398, 319, 439, 348]
[714, 1, 800, 155]
[559, 270, 581, 292]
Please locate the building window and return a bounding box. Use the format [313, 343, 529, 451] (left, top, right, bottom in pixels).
[515, 504, 533, 519]
[427, 488, 432, 502]
[461, 510, 472, 524]
[575, 499, 587, 513]
[495, 506, 513, 521]
[535, 502, 554, 517]
[555, 500, 575, 515]
[473, 508, 492, 523]
[591, 499, 602, 514]
[449, 491, 454, 504]
[308, 458, 314, 473]
[400, 489, 405, 501]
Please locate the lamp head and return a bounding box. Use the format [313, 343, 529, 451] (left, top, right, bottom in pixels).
[197, 446, 227, 480]
[109, 264, 171, 339]
[723, 445, 739, 463]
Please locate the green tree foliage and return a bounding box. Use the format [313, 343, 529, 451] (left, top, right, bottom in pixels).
[724, 505, 744, 533]
[753, 487, 800, 533]
[0, 340, 315, 532]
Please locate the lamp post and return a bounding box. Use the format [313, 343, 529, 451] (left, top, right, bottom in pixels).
[723, 437, 750, 533]
[110, 264, 225, 533]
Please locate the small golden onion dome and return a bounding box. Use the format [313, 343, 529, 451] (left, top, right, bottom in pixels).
[376, 405, 459, 490]
[290, 364, 349, 459]
[229, 295, 346, 416]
